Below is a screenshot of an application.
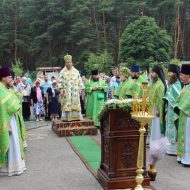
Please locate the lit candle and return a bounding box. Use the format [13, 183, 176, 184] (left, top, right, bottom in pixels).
[132, 98, 135, 112]
[133, 92, 137, 114]
[142, 91, 147, 115]
[138, 98, 141, 114]
[141, 82, 148, 115]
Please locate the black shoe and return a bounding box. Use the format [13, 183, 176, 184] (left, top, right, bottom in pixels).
[45, 117, 50, 121]
[183, 164, 190, 167]
[167, 153, 177, 157]
[148, 171, 157, 181]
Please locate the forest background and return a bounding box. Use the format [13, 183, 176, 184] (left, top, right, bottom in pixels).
[0, 0, 186, 75]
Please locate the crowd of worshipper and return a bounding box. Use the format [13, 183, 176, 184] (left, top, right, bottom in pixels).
[0, 54, 190, 180]
[15, 74, 62, 122]
[0, 65, 146, 124]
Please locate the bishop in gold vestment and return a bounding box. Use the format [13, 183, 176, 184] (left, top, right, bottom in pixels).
[58, 55, 84, 121]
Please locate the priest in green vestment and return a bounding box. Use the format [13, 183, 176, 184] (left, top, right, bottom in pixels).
[148, 64, 167, 181]
[163, 62, 182, 155]
[174, 64, 190, 166]
[128, 65, 148, 98]
[0, 67, 26, 176]
[85, 70, 108, 127]
[114, 67, 133, 99]
[58, 54, 84, 121]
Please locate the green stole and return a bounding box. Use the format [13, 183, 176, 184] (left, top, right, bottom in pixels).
[148, 78, 165, 133]
[163, 80, 181, 128]
[164, 80, 181, 108]
[114, 77, 133, 99]
[85, 79, 108, 94]
[174, 84, 190, 157]
[0, 82, 20, 168]
[85, 79, 108, 126]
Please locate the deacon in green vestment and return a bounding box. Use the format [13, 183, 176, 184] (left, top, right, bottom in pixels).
[0, 81, 14, 168]
[128, 65, 148, 98]
[163, 62, 182, 155]
[58, 54, 84, 121]
[114, 67, 133, 99]
[174, 64, 190, 166]
[0, 67, 25, 174]
[85, 70, 108, 127]
[148, 64, 167, 181]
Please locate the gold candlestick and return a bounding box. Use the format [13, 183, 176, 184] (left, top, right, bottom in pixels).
[131, 114, 154, 190]
[131, 82, 154, 190]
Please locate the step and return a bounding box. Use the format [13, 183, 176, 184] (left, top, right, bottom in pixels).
[52, 119, 98, 137]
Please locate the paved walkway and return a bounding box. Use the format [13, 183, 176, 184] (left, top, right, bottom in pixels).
[0, 122, 190, 190]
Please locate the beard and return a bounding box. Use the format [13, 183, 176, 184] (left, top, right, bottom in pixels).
[131, 75, 138, 79]
[151, 75, 158, 83]
[168, 75, 177, 85]
[7, 82, 13, 88]
[66, 65, 72, 70]
[121, 77, 127, 81]
[92, 78, 99, 81]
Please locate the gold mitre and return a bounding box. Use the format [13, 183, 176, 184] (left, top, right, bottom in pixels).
[64, 54, 72, 62]
[119, 67, 130, 76]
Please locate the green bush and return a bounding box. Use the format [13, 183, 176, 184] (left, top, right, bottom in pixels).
[84, 51, 114, 76]
[12, 58, 24, 77]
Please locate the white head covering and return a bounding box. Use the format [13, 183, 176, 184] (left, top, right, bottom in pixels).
[22, 76, 27, 81]
[52, 80, 57, 84]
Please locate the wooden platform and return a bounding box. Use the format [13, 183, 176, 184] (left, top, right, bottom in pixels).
[52, 119, 98, 137]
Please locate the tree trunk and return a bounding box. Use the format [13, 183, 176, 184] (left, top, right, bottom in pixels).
[93, 5, 101, 50]
[102, 0, 107, 50]
[174, 5, 180, 58]
[117, 15, 123, 64]
[48, 38, 52, 59]
[14, 3, 18, 63]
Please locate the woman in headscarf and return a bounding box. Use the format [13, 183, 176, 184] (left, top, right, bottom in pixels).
[17, 76, 31, 121]
[30, 79, 44, 122]
[46, 80, 61, 121]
